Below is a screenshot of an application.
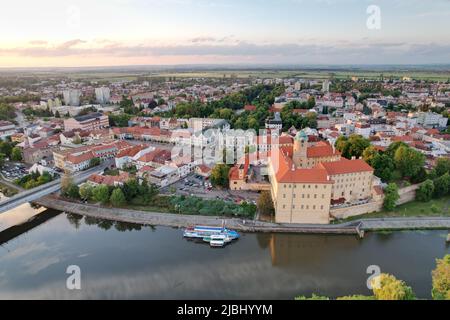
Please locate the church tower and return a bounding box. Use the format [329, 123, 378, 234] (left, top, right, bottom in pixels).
[293, 130, 308, 168]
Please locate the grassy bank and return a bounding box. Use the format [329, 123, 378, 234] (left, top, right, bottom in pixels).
[333, 196, 450, 224]
[0, 182, 18, 197]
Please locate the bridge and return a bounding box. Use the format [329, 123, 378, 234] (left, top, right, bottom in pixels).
[0, 162, 110, 215]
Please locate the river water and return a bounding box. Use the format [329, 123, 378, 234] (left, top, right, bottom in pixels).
[0, 207, 448, 299]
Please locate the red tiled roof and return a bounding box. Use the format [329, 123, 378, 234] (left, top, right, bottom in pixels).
[316, 158, 373, 175]
[307, 142, 340, 158]
[138, 148, 171, 164]
[67, 151, 94, 164]
[270, 149, 332, 184]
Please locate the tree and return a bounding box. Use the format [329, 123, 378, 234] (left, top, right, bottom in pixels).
[371, 274, 415, 300]
[0, 140, 13, 157]
[72, 135, 82, 145]
[257, 191, 275, 215]
[121, 179, 139, 202]
[362, 145, 378, 166]
[54, 110, 61, 118]
[0, 153, 5, 168]
[79, 183, 93, 200]
[335, 134, 370, 160]
[371, 153, 395, 182]
[433, 173, 450, 198]
[434, 158, 450, 177]
[92, 185, 110, 204]
[66, 184, 80, 199]
[431, 254, 450, 300]
[394, 146, 425, 179]
[10, 147, 22, 161]
[416, 180, 434, 202]
[61, 172, 75, 195]
[383, 183, 399, 211]
[210, 164, 230, 188]
[110, 188, 126, 207]
[89, 157, 101, 168]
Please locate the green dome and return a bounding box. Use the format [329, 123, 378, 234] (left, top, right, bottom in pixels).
[295, 130, 308, 141]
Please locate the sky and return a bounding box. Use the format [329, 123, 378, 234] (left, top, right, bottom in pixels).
[0, 0, 449, 67]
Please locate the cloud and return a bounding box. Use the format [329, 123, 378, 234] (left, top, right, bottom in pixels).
[0, 38, 449, 64]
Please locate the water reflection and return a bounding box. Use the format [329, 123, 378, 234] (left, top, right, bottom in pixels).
[66, 213, 152, 232]
[0, 209, 448, 299]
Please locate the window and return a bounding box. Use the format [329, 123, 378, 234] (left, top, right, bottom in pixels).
[313, 205, 316, 210]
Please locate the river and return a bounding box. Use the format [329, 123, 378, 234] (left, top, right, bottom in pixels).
[0, 206, 448, 299]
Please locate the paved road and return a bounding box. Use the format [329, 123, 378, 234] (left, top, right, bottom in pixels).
[34, 196, 450, 235]
[0, 162, 110, 214]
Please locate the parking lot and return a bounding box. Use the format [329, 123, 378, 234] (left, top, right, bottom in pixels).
[161, 173, 260, 205]
[1, 162, 29, 181]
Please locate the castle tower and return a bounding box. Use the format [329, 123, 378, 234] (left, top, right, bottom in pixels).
[293, 130, 308, 168]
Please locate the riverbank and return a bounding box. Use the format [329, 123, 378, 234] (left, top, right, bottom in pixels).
[33, 196, 450, 235]
[333, 196, 450, 224]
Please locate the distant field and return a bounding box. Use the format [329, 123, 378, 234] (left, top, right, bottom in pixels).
[63, 69, 450, 82]
[67, 72, 141, 82]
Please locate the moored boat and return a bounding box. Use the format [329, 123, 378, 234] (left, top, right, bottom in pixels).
[183, 225, 240, 247]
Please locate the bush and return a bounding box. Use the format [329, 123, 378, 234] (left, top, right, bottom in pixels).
[65, 184, 80, 199]
[92, 185, 110, 204]
[371, 274, 415, 300]
[383, 183, 400, 211]
[416, 180, 434, 202]
[295, 294, 329, 300]
[110, 188, 126, 207]
[432, 254, 450, 300]
[336, 295, 375, 300]
[430, 204, 440, 214]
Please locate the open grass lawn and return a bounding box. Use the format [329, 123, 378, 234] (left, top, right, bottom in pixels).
[333, 196, 450, 224]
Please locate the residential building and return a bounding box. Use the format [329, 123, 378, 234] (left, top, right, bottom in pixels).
[95, 87, 111, 104]
[64, 112, 109, 132]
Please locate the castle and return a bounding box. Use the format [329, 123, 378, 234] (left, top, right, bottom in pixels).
[267, 130, 374, 224]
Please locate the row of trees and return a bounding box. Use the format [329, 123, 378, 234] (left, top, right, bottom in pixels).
[297, 254, 449, 300]
[416, 158, 450, 202]
[170, 196, 256, 218]
[0, 103, 17, 121]
[62, 176, 159, 207]
[335, 137, 426, 184]
[15, 171, 53, 190]
[167, 84, 285, 130]
[280, 103, 317, 131]
[0, 140, 22, 166]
